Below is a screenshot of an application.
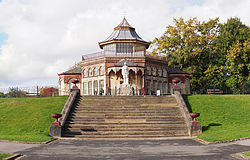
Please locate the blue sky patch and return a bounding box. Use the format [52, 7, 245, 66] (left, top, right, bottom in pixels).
[0, 32, 8, 47]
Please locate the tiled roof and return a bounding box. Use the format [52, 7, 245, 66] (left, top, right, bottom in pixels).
[103, 29, 146, 42]
[112, 59, 143, 67]
[115, 17, 133, 29]
[62, 67, 81, 74]
[168, 67, 186, 74]
[99, 17, 150, 48]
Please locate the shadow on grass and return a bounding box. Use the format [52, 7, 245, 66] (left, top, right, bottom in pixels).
[182, 95, 193, 113]
[202, 123, 222, 132]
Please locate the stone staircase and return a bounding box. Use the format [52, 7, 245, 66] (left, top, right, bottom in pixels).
[62, 95, 189, 139]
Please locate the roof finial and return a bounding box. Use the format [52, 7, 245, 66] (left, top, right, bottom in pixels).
[115, 16, 133, 30]
[122, 10, 127, 17]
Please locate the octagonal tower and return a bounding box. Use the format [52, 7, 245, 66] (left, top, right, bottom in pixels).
[99, 17, 150, 57]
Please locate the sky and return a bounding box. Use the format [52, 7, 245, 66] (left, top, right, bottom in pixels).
[0, 0, 249, 89]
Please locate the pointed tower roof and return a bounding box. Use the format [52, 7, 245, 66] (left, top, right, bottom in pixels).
[114, 17, 134, 30]
[99, 17, 150, 49]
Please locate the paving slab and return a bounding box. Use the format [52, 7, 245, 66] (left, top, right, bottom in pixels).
[16, 138, 250, 160]
[0, 141, 40, 154]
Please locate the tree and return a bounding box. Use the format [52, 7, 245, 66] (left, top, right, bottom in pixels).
[217, 17, 249, 56]
[0, 92, 5, 98]
[217, 17, 250, 93]
[152, 17, 221, 93]
[226, 40, 250, 93]
[40, 87, 58, 97]
[6, 87, 26, 98]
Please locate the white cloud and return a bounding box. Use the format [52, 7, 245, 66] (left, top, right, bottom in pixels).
[0, 0, 249, 88]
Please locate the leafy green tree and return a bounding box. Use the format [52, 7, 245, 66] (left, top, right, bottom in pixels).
[217, 17, 249, 93]
[152, 17, 221, 93]
[217, 17, 249, 56]
[0, 92, 5, 98]
[226, 40, 250, 93]
[6, 87, 26, 98]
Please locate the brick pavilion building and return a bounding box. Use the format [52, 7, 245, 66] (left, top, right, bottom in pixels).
[58, 18, 190, 96]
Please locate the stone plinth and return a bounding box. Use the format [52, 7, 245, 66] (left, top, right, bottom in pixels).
[119, 84, 132, 96]
[49, 125, 62, 137]
[190, 124, 202, 136]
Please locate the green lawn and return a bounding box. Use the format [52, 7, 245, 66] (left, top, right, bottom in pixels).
[0, 153, 13, 160]
[243, 151, 250, 156]
[0, 96, 67, 142]
[183, 95, 250, 142]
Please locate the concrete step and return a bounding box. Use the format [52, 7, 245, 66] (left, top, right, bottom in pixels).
[67, 115, 183, 120]
[62, 95, 189, 139]
[63, 130, 188, 136]
[73, 104, 179, 109]
[69, 113, 181, 117]
[71, 110, 179, 113]
[64, 126, 187, 132]
[66, 119, 185, 124]
[77, 100, 177, 104]
[65, 123, 187, 128]
[65, 121, 186, 127]
[80, 96, 173, 99]
[62, 133, 188, 138]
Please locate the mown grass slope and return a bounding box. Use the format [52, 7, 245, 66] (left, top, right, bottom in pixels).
[183, 95, 250, 142]
[0, 153, 13, 160]
[0, 96, 67, 142]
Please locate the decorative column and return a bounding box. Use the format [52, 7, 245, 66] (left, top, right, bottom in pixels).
[92, 80, 94, 95]
[98, 79, 100, 95]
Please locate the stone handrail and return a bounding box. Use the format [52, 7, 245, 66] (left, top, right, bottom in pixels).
[59, 89, 80, 126]
[173, 90, 202, 136]
[173, 91, 192, 136]
[50, 88, 80, 137]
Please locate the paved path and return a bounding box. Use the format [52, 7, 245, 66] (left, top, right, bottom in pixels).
[11, 138, 250, 160]
[0, 141, 40, 154]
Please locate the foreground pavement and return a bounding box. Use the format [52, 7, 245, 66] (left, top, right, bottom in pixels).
[0, 141, 40, 154]
[14, 138, 250, 160]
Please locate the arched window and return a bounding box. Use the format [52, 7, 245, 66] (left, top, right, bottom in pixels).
[153, 67, 157, 76]
[147, 66, 151, 76]
[163, 68, 167, 77]
[158, 68, 162, 77]
[99, 66, 104, 76]
[83, 69, 87, 78]
[94, 67, 98, 76]
[88, 68, 92, 77]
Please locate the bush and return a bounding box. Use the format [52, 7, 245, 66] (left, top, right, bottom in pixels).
[0, 92, 5, 98]
[40, 87, 59, 97]
[6, 88, 26, 98]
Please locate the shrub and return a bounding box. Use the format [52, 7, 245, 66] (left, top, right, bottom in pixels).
[40, 87, 58, 97]
[6, 88, 26, 98]
[0, 92, 5, 98]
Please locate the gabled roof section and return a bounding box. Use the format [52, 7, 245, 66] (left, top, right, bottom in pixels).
[110, 59, 143, 67]
[58, 67, 81, 75]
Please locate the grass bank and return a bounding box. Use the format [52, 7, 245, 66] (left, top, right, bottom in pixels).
[243, 151, 250, 156]
[183, 95, 250, 142]
[0, 96, 67, 142]
[0, 153, 13, 160]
